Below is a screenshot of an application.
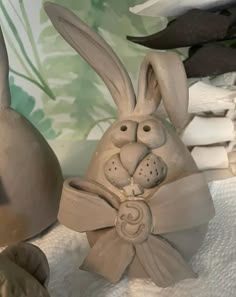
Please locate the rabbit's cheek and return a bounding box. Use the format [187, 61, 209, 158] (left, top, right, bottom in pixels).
[133, 154, 167, 189]
[103, 143, 167, 192]
[104, 154, 131, 188]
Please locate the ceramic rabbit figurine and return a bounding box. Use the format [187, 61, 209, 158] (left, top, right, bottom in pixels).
[45, 2, 215, 288]
[0, 243, 50, 296]
[0, 28, 63, 246]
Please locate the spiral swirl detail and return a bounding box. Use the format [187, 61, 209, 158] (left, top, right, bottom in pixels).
[115, 200, 152, 244]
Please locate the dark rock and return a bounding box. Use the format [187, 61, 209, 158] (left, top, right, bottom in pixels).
[127, 7, 236, 49]
[184, 45, 236, 78]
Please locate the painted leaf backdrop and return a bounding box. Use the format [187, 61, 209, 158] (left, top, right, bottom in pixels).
[0, 0, 165, 141]
[9, 76, 58, 139]
[39, 0, 165, 140]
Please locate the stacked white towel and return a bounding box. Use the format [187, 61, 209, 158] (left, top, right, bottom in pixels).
[180, 81, 236, 175]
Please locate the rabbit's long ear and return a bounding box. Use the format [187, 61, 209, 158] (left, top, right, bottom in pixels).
[0, 27, 11, 109]
[44, 2, 136, 116]
[135, 52, 189, 131]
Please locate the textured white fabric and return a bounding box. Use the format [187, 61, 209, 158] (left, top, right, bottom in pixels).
[181, 116, 235, 146]
[188, 82, 236, 114]
[191, 146, 229, 170]
[25, 177, 236, 296]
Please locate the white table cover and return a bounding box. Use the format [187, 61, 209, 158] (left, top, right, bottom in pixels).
[23, 177, 236, 297]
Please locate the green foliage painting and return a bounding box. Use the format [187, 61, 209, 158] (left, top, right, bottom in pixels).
[9, 76, 58, 139]
[0, 0, 166, 141]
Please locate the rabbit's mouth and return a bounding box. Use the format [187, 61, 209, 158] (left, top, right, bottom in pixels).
[104, 143, 167, 197]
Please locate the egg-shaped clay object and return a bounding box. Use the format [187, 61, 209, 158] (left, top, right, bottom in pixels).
[45, 3, 215, 288]
[0, 28, 63, 246]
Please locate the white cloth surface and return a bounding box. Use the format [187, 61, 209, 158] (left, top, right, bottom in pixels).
[181, 116, 235, 146]
[191, 146, 229, 170]
[29, 177, 236, 297]
[188, 81, 236, 114]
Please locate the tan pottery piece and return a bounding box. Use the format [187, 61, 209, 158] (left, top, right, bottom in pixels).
[45, 2, 215, 288]
[0, 243, 50, 296]
[0, 28, 63, 246]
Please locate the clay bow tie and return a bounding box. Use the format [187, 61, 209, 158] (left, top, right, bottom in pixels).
[58, 173, 215, 287]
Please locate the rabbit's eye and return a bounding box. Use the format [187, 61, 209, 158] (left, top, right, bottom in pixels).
[143, 125, 151, 132]
[120, 125, 128, 132]
[112, 120, 138, 147]
[138, 120, 166, 149]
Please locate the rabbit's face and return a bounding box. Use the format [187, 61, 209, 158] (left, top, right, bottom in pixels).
[87, 114, 197, 201]
[44, 3, 198, 201]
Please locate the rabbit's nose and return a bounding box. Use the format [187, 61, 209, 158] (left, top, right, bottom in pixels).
[120, 143, 149, 175]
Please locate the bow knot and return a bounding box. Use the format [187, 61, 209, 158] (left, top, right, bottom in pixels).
[58, 173, 215, 287]
[115, 200, 152, 244]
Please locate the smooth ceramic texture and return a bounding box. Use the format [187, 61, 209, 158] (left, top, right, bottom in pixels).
[127, 8, 236, 49]
[0, 243, 50, 296]
[185, 45, 236, 78]
[129, 0, 235, 17]
[127, 6, 236, 78]
[0, 28, 63, 246]
[45, 2, 215, 288]
[127, 7, 236, 49]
